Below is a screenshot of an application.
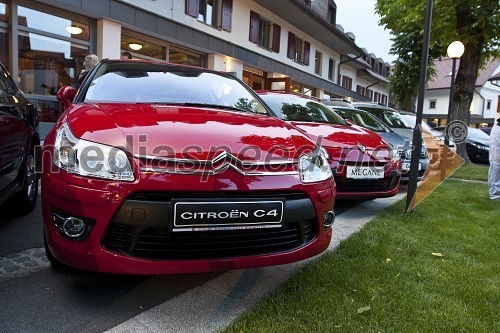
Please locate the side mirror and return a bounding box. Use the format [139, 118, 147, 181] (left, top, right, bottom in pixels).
[344, 118, 354, 125]
[56, 86, 77, 109]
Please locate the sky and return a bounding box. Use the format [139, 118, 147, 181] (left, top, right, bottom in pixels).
[333, 0, 396, 63]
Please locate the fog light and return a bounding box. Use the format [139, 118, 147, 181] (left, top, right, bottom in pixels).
[323, 210, 335, 229]
[62, 217, 86, 238]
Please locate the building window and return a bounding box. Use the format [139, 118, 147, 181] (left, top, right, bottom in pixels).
[327, 3, 336, 25]
[292, 81, 316, 97]
[287, 32, 310, 65]
[169, 47, 202, 66]
[366, 88, 373, 99]
[373, 91, 380, 103]
[122, 30, 202, 67]
[198, 0, 217, 26]
[429, 100, 436, 109]
[249, 11, 280, 52]
[328, 58, 335, 81]
[356, 85, 366, 96]
[341, 75, 352, 90]
[258, 17, 271, 49]
[0, 2, 8, 66]
[17, 5, 91, 123]
[121, 33, 166, 60]
[381, 94, 387, 105]
[486, 99, 492, 110]
[314, 51, 322, 75]
[185, 0, 232, 31]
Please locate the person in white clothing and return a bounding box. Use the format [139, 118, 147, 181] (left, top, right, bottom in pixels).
[488, 118, 500, 200]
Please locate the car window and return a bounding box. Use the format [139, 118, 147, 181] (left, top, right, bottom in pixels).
[334, 108, 389, 132]
[0, 66, 18, 96]
[400, 114, 433, 132]
[260, 94, 345, 125]
[83, 63, 268, 115]
[382, 110, 411, 129]
[468, 127, 490, 140]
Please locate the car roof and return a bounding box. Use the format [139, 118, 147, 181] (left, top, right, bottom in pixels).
[351, 102, 398, 111]
[255, 90, 321, 101]
[321, 99, 355, 108]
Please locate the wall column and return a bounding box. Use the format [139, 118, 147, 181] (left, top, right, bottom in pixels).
[97, 19, 121, 60]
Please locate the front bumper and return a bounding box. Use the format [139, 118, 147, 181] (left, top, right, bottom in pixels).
[42, 170, 334, 275]
[400, 157, 431, 182]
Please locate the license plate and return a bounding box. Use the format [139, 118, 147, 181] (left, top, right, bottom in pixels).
[346, 166, 384, 179]
[172, 199, 284, 231]
[402, 161, 422, 171]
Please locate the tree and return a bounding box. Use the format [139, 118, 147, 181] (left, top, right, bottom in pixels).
[375, 0, 450, 112]
[376, 0, 499, 159]
[450, 0, 499, 159]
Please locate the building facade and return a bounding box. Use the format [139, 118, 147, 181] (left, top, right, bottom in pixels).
[423, 57, 500, 128]
[0, 0, 391, 138]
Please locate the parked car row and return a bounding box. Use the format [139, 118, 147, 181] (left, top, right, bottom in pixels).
[324, 100, 430, 182]
[1, 59, 437, 275]
[434, 125, 490, 164]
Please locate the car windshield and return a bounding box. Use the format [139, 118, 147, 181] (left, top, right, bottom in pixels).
[399, 113, 434, 132]
[333, 107, 390, 132]
[259, 94, 345, 125]
[82, 62, 268, 114]
[381, 110, 411, 129]
[354, 105, 412, 129]
[468, 127, 490, 140]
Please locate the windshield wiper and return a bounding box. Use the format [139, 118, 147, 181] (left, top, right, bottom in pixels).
[180, 102, 253, 113]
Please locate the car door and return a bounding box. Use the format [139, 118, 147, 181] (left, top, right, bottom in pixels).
[0, 64, 30, 198]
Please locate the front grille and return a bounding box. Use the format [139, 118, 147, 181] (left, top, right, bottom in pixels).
[401, 169, 426, 178]
[335, 176, 397, 192]
[103, 220, 315, 260]
[102, 191, 318, 260]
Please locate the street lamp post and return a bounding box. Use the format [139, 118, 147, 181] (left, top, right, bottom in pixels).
[444, 41, 465, 145]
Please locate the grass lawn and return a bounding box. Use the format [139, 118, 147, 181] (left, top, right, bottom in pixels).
[451, 162, 490, 181]
[222, 178, 499, 332]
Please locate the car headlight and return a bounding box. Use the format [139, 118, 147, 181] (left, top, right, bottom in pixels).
[299, 148, 332, 183]
[469, 142, 489, 151]
[389, 144, 400, 162]
[53, 122, 134, 181]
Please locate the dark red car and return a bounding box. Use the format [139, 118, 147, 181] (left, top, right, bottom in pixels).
[257, 91, 401, 199]
[0, 61, 40, 215]
[42, 60, 335, 275]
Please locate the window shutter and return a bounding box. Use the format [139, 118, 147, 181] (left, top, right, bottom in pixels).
[272, 24, 281, 53]
[287, 32, 295, 59]
[249, 11, 259, 43]
[221, 0, 233, 32]
[303, 41, 311, 65]
[185, 0, 199, 18]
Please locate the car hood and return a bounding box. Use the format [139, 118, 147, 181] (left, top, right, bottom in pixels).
[377, 131, 412, 150]
[289, 121, 391, 163]
[289, 121, 386, 149]
[390, 128, 414, 140]
[467, 137, 489, 147]
[65, 103, 315, 161]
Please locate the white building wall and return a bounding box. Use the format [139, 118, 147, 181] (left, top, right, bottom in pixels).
[115, 0, 387, 99]
[478, 81, 500, 120]
[423, 85, 500, 122]
[119, 1, 351, 78]
[423, 90, 448, 115]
